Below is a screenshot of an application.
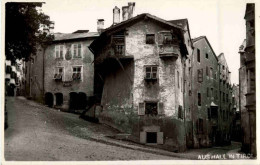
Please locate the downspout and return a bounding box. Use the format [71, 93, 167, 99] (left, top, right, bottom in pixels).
[182, 58, 186, 146]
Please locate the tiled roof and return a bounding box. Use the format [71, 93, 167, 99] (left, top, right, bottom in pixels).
[54, 32, 99, 41]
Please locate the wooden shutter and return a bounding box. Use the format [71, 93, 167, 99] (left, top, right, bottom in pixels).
[198, 69, 203, 82]
[158, 102, 164, 115]
[138, 102, 145, 115]
[140, 132, 146, 144]
[157, 132, 164, 144]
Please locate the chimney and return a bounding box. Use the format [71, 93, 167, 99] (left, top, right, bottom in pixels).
[49, 21, 55, 34]
[128, 2, 135, 19]
[113, 6, 120, 25]
[122, 6, 129, 21]
[97, 19, 104, 33]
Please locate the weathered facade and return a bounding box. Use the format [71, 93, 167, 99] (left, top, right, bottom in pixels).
[239, 3, 256, 156]
[24, 31, 99, 111]
[90, 10, 191, 151]
[217, 53, 233, 145]
[191, 36, 220, 147]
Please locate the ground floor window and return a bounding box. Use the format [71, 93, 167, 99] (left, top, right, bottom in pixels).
[146, 132, 157, 144]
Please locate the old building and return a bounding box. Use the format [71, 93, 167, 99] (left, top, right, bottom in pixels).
[90, 3, 193, 151]
[217, 53, 233, 145]
[191, 36, 220, 147]
[239, 3, 256, 156]
[24, 29, 99, 111]
[231, 84, 240, 142]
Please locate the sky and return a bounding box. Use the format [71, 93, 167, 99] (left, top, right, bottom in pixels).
[41, 0, 250, 84]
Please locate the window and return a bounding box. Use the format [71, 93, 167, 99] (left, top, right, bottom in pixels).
[163, 33, 173, 44]
[145, 102, 158, 116]
[222, 65, 225, 70]
[207, 88, 209, 97]
[54, 67, 63, 80]
[72, 66, 82, 81]
[211, 88, 214, 98]
[145, 66, 158, 80]
[223, 93, 225, 102]
[206, 53, 208, 59]
[197, 69, 203, 82]
[181, 78, 183, 92]
[112, 33, 125, 56]
[55, 45, 64, 59]
[198, 93, 201, 106]
[210, 68, 213, 78]
[206, 66, 209, 77]
[208, 108, 211, 120]
[146, 132, 157, 143]
[73, 44, 82, 58]
[226, 94, 228, 102]
[178, 105, 183, 119]
[146, 34, 155, 44]
[197, 49, 200, 62]
[197, 118, 204, 133]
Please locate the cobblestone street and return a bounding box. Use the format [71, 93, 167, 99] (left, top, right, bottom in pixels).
[5, 97, 244, 161]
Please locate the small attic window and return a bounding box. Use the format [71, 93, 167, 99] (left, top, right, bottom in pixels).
[146, 34, 155, 44]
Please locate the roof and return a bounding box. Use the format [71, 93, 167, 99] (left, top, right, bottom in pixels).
[54, 32, 99, 41]
[104, 13, 183, 34]
[90, 13, 186, 54]
[192, 36, 218, 61]
[73, 30, 89, 33]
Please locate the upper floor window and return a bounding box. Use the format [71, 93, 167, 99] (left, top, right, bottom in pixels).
[158, 31, 174, 45]
[138, 102, 164, 116]
[177, 71, 180, 88]
[72, 66, 82, 81]
[206, 53, 209, 59]
[163, 33, 173, 44]
[112, 32, 125, 56]
[54, 67, 63, 80]
[210, 68, 213, 78]
[178, 105, 183, 119]
[206, 66, 209, 77]
[146, 34, 155, 44]
[197, 49, 200, 62]
[55, 45, 64, 59]
[145, 66, 158, 80]
[73, 44, 82, 58]
[197, 69, 203, 82]
[222, 65, 225, 70]
[198, 92, 201, 106]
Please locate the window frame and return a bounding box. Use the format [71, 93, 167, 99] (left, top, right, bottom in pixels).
[54, 66, 64, 80]
[72, 43, 82, 58]
[72, 65, 83, 81]
[144, 65, 158, 80]
[198, 92, 201, 106]
[146, 34, 155, 44]
[55, 45, 64, 59]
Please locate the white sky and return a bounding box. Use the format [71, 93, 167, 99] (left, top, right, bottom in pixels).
[41, 0, 251, 84]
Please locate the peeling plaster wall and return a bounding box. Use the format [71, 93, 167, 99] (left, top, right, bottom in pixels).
[44, 39, 95, 110]
[98, 20, 188, 151]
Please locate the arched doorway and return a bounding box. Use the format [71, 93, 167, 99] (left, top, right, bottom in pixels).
[55, 93, 63, 106]
[45, 92, 54, 107]
[69, 92, 78, 110]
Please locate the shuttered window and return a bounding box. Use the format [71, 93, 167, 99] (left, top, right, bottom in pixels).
[198, 69, 203, 82]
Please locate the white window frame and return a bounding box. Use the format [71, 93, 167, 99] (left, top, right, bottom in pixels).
[72, 65, 83, 81]
[55, 45, 64, 59]
[72, 43, 82, 59]
[54, 66, 64, 80]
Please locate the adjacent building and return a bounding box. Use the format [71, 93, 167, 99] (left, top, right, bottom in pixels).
[191, 36, 220, 147]
[239, 3, 256, 156]
[24, 30, 99, 112]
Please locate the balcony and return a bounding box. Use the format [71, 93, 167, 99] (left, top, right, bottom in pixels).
[159, 45, 179, 59]
[245, 92, 256, 110]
